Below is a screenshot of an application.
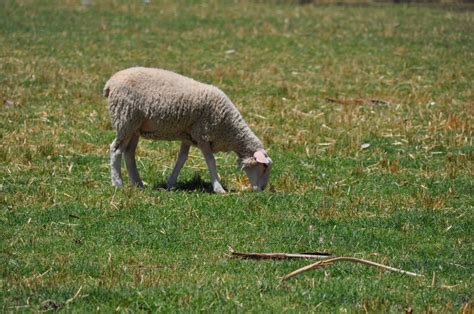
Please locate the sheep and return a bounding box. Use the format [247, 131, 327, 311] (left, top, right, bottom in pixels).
[103, 67, 272, 193]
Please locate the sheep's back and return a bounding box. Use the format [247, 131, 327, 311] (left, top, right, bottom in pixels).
[105, 67, 241, 147]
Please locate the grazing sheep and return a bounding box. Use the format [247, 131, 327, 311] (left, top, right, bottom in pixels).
[103, 67, 272, 193]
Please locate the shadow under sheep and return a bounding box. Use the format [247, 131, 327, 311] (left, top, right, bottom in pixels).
[153, 174, 230, 193]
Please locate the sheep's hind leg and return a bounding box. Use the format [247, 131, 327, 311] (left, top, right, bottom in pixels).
[198, 141, 226, 194]
[167, 142, 190, 190]
[110, 137, 131, 187]
[124, 133, 143, 188]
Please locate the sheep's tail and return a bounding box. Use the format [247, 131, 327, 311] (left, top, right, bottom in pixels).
[103, 85, 110, 98]
[103, 79, 114, 97]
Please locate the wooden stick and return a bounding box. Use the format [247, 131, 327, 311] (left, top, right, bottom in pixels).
[228, 246, 331, 260]
[282, 256, 423, 281]
[367, 99, 395, 106]
[325, 97, 395, 106]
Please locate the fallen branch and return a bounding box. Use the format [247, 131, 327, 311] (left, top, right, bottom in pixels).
[229, 246, 331, 260]
[282, 256, 423, 281]
[325, 97, 396, 106]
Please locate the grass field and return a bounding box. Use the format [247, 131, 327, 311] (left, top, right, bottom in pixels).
[1, 0, 473, 312]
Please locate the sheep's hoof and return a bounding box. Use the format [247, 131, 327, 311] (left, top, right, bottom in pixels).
[166, 177, 177, 190]
[112, 179, 123, 188]
[213, 185, 226, 194]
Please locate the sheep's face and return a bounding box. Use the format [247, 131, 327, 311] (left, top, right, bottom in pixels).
[240, 150, 272, 192]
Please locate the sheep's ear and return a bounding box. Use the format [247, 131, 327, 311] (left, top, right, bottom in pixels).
[254, 150, 270, 165]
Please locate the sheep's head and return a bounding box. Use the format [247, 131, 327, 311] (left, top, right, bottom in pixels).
[239, 150, 272, 192]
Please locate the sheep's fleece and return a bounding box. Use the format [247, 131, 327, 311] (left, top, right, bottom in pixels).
[104, 67, 272, 192]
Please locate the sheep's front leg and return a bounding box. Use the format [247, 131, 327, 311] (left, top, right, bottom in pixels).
[124, 133, 143, 188]
[198, 141, 226, 193]
[167, 142, 190, 190]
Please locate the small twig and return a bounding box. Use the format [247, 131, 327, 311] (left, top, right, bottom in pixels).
[282, 256, 423, 281]
[37, 268, 51, 278]
[325, 97, 364, 105]
[367, 98, 395, 106]
[291, 108, 324, 119]
[325, 97, 395, 106]
[228, 246, 331, 260]
[65, 286, 83, 305]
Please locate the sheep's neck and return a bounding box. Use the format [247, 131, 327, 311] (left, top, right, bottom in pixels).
[230, 122, 264, 159]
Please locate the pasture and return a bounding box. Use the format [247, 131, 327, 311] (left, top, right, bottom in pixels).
[1, 0, 473, 311]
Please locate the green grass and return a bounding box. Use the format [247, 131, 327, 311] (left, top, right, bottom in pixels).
[1, 0, 473, 311]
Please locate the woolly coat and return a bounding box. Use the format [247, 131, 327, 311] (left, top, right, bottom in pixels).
[103, 67, 264, 158]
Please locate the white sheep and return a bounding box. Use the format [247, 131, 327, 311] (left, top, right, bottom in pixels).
[103, 67, 272, 193]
